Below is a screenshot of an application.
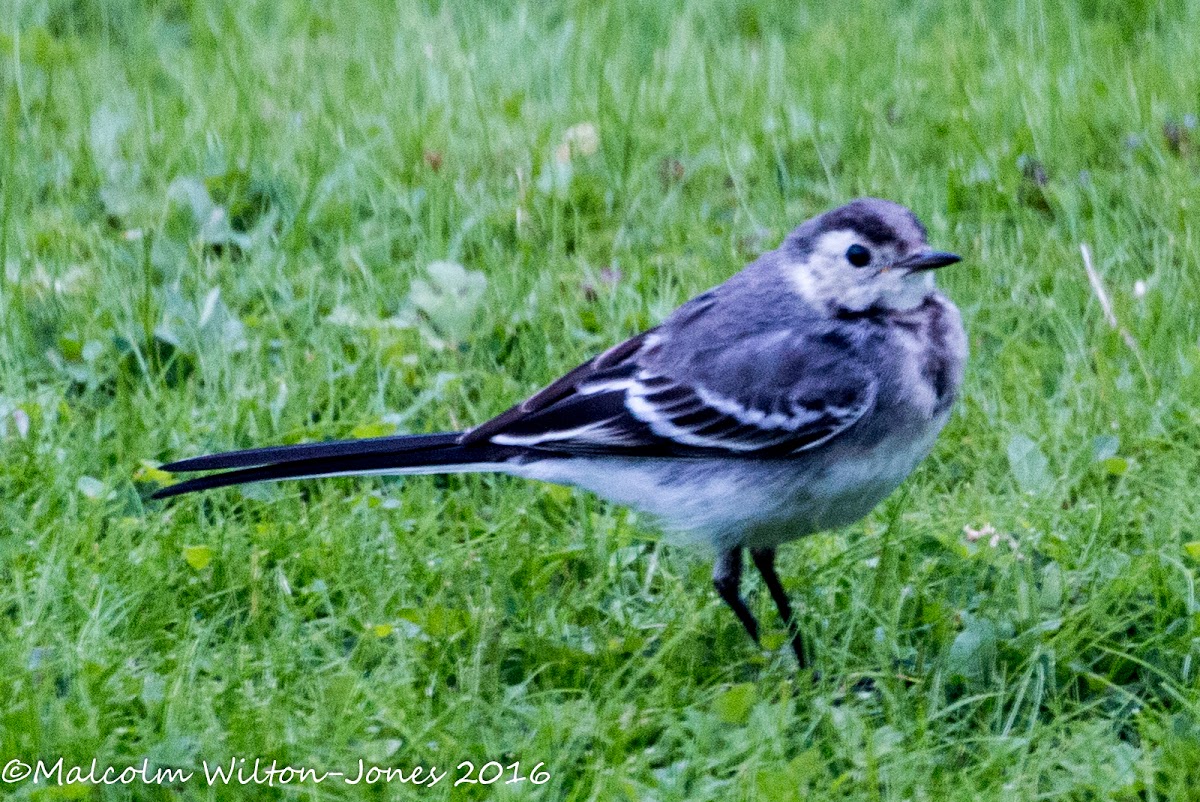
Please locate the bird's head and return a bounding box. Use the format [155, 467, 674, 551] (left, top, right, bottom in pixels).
[781, 198, 960, 313]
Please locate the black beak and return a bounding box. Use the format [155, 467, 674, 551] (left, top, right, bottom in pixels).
[897, 250, 961, 272]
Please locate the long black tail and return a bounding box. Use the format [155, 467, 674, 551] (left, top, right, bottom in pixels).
[152, 432, 522, 499]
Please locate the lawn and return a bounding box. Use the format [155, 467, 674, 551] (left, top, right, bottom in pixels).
[3, 0, 1200, 798]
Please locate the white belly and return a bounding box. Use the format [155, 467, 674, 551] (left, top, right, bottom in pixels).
[511, 414, 947, 553]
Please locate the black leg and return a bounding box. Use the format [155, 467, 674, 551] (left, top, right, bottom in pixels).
[713, 547, 760, 645]
[750, 547, 810, 669]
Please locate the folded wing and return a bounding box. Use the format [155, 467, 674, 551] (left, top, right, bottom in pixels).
[465, 327, 876, 458]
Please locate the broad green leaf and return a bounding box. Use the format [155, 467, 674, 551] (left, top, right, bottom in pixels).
[183, 545, 214, 571]
[713, 682, 758, 725]
[351, 421, 398, 439]
[133, 461, 173, 486]
[1101, 457, 1129, 476]
[760, 630, 789, 651]
[947, 615, 996, 682]
[410, 261, 487, 345]
[1007, 434, 1051, 494]
[1040, 561, 1064, 610]
[755, 767, 805, 802]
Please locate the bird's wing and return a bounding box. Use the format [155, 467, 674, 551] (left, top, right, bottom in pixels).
[460, 329, 657, 447]
[461, 325, 876, 458]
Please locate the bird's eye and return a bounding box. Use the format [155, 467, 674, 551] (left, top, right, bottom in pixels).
[846, 244, 871, 267]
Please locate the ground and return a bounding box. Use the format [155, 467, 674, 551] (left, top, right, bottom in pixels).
[2, 0, 1200, 799]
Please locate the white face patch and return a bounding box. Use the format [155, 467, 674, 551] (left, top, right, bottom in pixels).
[786, 230, 937, 312]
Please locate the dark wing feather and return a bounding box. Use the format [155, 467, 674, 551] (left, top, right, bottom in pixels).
[460, 330, 655, 446]
[462, 323, 875, 458]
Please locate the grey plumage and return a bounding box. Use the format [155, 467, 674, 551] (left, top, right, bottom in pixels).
[155, 197, 967, 671]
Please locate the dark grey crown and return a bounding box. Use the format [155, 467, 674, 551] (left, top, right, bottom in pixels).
[785, 198, 930, 260]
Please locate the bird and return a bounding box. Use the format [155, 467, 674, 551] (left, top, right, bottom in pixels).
[154, 197, 966, 670]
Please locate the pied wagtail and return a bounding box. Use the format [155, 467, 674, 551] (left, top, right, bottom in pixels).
[156, 197, 966, 670]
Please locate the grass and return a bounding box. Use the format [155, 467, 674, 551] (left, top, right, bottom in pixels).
[2, 0, 1200, 798]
